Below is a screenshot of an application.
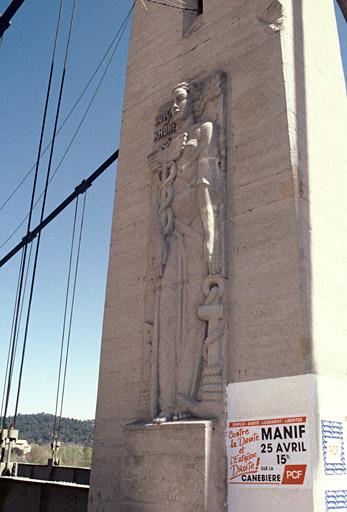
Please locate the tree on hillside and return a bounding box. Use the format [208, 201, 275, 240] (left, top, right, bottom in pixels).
[0, 413, 94, 446]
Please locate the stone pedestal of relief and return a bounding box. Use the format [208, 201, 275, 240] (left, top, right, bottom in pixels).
[88, 2, 347, 512]
[120, 421, 213, 512]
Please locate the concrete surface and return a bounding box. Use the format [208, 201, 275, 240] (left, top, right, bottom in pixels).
[120, 421, 211, 512]
[89, 0, 347, 510]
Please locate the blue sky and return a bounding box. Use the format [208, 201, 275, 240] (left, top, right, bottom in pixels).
[0, 1, 346, 421]
[0, 0, 133, 420]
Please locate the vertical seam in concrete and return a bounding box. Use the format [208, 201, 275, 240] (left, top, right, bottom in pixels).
[279, 3, 318, 500]
[279, 1, 313, 373]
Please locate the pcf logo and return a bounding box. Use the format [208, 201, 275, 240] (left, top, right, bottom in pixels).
[281, 464, 307, 485]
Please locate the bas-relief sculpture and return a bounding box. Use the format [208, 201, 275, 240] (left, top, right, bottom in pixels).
[145, 72, 227, 422]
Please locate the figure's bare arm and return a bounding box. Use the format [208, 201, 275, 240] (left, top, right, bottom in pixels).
[197, 122, 221, 275]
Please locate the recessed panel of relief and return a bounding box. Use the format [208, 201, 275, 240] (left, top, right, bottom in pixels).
[140, 72, 227, 423]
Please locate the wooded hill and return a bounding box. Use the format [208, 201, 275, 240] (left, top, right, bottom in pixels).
[1, 413, 94, 446]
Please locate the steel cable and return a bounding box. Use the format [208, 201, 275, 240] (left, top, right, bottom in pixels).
[13, 0, 78, 426]
[0, 1, 135, 251]
[1, 0, 65, 431]
[57, 192, 87, 441]
[52, 197, 79, 444]
[0, 1, 136, 215]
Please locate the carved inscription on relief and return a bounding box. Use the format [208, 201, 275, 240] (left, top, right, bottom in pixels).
[154, 103, 176, 144]
[146, 72, 227, 421]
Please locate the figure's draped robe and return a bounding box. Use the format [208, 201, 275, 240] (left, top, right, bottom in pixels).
[154, 136, 208, 413]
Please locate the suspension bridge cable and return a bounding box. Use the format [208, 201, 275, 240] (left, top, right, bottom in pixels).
[0, 250, 24, 420]
[0, 0, 26, 38]
[1, 249, 26, 430]
[1, 0, 131, 437]
[1, 0, 65, 431]
[0, 0, 136, 215]
[0, 150, 119, 269]
[25, 0, 64, 234]
[13, 0, 78, 426]
[0, 2, 134, 252]
[0, 242, 33, 428]
[52, 197, 79, 443]
[1, 147, 117, 429]
[57, 192, 87, 441]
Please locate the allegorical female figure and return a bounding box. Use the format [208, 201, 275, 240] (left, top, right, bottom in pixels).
[149, 81, 223, 422]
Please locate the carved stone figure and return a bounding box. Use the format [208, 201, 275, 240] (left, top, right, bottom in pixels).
[147, 75, 226, 422]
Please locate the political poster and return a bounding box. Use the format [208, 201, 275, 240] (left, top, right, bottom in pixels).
[227, 415, 310, 487]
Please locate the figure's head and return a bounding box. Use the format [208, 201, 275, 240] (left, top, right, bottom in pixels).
[171, 82, 192, 122]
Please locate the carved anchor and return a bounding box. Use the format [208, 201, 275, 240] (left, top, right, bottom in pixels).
[198, 275, 224, 401]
